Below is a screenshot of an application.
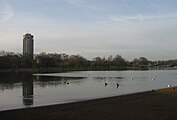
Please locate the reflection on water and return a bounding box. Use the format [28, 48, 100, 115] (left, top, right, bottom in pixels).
[0, 70, 177, 111]
[22, 79, 33, 106]
[35, 76, 85, 88]
[0, 72, 22, 90]
[0, 73, 34, 107]
[0, 72, 86, 110]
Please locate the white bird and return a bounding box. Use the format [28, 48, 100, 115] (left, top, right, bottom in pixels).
[152, 78, 155, 80]
[168, 85, 171, 88]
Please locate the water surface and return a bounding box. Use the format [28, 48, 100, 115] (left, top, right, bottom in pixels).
[0, 70, 177, 111]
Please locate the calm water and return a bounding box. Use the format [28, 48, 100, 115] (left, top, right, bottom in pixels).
[0, 70, 177, 111]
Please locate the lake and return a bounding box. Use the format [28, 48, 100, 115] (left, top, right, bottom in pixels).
[0, 70, 177, 111]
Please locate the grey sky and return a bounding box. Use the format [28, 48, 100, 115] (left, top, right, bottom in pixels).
[0, 0, 177, 60]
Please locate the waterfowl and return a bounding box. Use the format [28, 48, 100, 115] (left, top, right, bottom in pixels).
[116, 83, 119, 88]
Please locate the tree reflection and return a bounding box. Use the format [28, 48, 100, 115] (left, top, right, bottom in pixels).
[0, 72, 23, 90]
[0, 72, 34, 106]
[0, 72, 86, 107]
[35, 76, 86, 88]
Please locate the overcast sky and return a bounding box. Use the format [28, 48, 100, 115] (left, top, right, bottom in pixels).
[0, 0, 177, 60]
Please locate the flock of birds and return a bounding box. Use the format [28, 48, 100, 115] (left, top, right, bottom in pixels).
[104, 82, 119, 88]
[95, 77, 120, 88]
[64, 81, 69, 85]
[63, 74, 172, 88]
[101, 74, 172, 88]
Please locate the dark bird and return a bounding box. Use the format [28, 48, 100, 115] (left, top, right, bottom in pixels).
[116, 83, 119, 88]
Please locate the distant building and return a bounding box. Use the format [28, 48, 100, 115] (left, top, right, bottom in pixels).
[23, 33, 34, 58]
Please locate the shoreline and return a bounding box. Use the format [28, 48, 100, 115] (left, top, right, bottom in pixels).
[0, 66, 158, 74]
[1, 86, 177, 120]
[0, 90, 151, 112]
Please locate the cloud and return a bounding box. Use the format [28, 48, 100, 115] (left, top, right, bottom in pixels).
[0, 0, 14, 22]
[65, 0, 97, 10]
[66, 0, 86, 7]
[150, 2, 159, 8]
[1, 0, 177, 60]
[108, 13, 177, 22]
[123, 0, 130, 9]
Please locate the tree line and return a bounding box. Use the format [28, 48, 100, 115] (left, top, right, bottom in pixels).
[0, 51, 177, 70]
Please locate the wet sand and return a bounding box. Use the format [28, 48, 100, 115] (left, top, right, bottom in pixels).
[1, 87, 177, 120]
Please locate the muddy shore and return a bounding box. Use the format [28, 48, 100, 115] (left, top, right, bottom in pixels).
[1, 87, 177, 120]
